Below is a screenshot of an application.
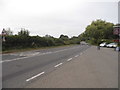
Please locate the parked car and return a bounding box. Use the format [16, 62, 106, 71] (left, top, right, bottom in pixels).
[99, 42, 107, 47]
[106, 43, 117, 48]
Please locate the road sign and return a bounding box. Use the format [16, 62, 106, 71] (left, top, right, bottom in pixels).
[113, 28, 120, 35]
[1, 29, 7, 42]
[113, 27, 120, 35]
[113, 26, 120, 35]
[2, 29, 6, 35]
[113, 26, 120, 43]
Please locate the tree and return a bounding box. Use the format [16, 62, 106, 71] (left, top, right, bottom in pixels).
[84, 19, 114, 45]
[5, 28, 13, 35]
[59, 34, 70, 45]
[18, 28, 30, 36]
[59, 34, 69, 40]
[69, 36, 80, 44]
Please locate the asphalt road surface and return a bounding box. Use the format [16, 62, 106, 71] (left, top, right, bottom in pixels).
[25, 46, 118, 88]
[2, 45, 90, 88]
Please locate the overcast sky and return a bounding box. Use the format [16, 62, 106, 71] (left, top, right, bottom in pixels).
[0, 0, 119, 38]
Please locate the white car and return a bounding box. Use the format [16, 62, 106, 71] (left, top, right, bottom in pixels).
[106, 43, 117, 48]
[99, 42, 106, 47]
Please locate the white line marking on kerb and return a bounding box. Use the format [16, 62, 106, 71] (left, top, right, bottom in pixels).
[75, 55, 79, 57]
[54, 63, 63, 67]
[26, 72, 45, 82]
[67, 58, 72, 61]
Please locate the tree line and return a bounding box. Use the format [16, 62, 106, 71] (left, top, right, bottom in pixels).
[2, 29, 81, 51]
[2, 19, 118, 51]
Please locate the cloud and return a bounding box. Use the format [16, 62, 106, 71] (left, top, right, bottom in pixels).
[0, 1, 118, 37]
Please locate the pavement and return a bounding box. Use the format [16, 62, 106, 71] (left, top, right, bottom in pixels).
[25, 46, 118, 88]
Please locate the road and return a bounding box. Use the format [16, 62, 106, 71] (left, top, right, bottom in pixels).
[26, 46, 118, 88]
[2, 45, 90, 88]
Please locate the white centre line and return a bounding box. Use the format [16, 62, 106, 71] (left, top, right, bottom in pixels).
[26, 72, 45, 82]
[75, 55, 79, 57]
[67, 58, 72, 61]
[54, 63, 63, 68]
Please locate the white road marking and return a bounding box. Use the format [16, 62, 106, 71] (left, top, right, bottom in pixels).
[42, 52, 52, 55]
[53, 49, 68, 53]
[26, 72, 45, 82]
[54, 63, 63, 67]
[67, 58, 72, 61]
[2, 46, 82, 63]
[2, 57, 28, 63]
[75, 55, 79, 57]
[20, 53, 26, 57]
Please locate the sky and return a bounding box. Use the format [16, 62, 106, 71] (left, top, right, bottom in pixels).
[0, 0, 119, 38]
